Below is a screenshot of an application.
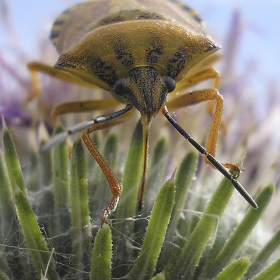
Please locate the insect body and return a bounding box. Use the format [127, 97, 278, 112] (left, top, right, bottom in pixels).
[28, 0, 257, 225]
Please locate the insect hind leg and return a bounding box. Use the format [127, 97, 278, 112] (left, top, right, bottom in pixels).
[26, 61, 98, 103]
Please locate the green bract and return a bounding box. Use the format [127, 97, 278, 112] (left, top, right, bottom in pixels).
[0, 122, 279, 280]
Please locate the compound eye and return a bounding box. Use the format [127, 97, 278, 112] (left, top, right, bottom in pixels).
[164, 76, 176, 93]
[113, 78, 126, 96]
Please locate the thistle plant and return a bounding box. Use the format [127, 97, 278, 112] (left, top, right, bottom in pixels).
[0, 116, 279, 279]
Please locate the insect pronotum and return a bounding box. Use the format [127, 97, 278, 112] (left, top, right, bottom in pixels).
[28, 0, 258, 225]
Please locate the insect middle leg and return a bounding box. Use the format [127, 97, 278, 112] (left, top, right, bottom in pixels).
[51, 99, 120, 123]
[175, 67, 220, 91]
[176, 67, 223, 118]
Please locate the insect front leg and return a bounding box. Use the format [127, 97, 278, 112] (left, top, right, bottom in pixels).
[80, 105, 134, 226]
[162, 105, 257, 209]
[167, 88, 225, 165]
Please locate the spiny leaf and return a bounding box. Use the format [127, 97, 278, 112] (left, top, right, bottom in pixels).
[128, 175, 175, 280]
[15, 188, 59, 279]
[213, 258, 249, 280]
[70, 139, 91, 273]
[207, 184, 274, 278]
[91, 224, 112, 280]
[2, 120, 26, 195]
[167, 177, 235, 279]
[252, 258, 280, 280]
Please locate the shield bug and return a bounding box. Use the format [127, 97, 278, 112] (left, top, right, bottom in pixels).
[28, 0, 257, 225]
